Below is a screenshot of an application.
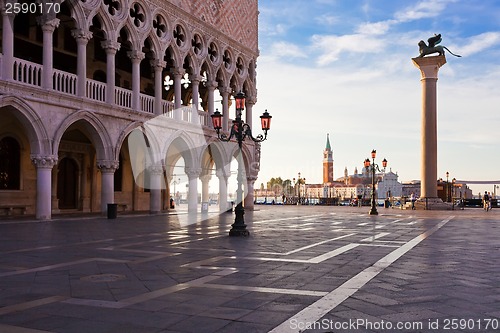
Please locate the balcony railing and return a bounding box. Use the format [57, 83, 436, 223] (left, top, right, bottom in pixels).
[8, 57, 210, 125]
[13, 59, 42, 87]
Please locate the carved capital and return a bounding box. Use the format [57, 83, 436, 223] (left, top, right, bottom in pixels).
[37, 18, 59, 32]
[189, 74, 203, 83]
[185, 167, 202, 179]
[206, 80, 218, 90]
[150, 59, 166, 70]
[71, 29, 93, 44]
[215, 169, 229, 180]
[147, 164, 164, 175]
[31, 155, 58, 169]
[172, 67, 185, 77]
[97, 160, 119, 173]
[101, 40, 121, 54]
[218, 86, 232, 95]
[127, 50, 145, 62]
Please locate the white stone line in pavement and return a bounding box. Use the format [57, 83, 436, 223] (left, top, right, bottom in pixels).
[0, 296, 68, 316]
[200, 283, 328, 297]
[269, 216, 455, 333]
[284, 233, 355, 256]
[360, 232, 391, 243]
[252, 213, 328, 224]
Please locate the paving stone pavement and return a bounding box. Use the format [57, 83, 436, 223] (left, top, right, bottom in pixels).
[0, 206, 499, 333]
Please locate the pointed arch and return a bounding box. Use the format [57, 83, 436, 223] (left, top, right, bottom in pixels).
[53, 110, 113, 161]
[0, 95, 50, 155]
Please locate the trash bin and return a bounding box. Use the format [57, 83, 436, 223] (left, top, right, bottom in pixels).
[107, 203, 118, 219]
[384, 200, 390, 208]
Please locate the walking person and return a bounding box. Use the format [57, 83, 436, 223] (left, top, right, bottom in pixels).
[410, 192, 416, 210]
[483, 191, 490, 211]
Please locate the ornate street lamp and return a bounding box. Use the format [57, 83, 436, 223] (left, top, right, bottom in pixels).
[211, 91, 272, 236]
[364, 149, 387, 215]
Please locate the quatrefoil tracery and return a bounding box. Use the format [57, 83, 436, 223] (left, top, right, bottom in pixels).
[153, 15, 167, 38]
[103, 0, 120, 15]
[192, 34, 203, 55]
[130, 3, 145, 28]
[174, 25, 186, 47]
[208, 42, 218, 63]
[223, 50, 231, 69]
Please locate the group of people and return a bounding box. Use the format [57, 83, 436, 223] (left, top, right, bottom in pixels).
[483, 191, 493, 211]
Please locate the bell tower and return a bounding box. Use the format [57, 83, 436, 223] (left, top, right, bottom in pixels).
[323, 134, 334, 183]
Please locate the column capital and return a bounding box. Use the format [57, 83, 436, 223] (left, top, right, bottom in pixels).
[172, 67, 185, 77]
[412, 55, 447, 79]
[97, 160, 119, 173]
[247, 176, 258, 183]
[37, 18, 60, 32]
[128, 50, 145, 62]
[206, 80, 218, 90]
[101, 40, 121, 54]
[200, 174, 212, 183]
[216, 169, 229, 180]
[245, 95, 257, 105]
[31, 155, 58, 169]
[151, 59, 166, 69]
[185, 167, 202, 179]
[72, 29, 93, 44]
[218, 86, 232, 95]
[189, 74, 203, 83]
[147, 164, 164, 175]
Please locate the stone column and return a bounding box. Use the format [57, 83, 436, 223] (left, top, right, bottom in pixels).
[152, 59, 166, 116]
[200, 175, 211, 204]
[97, 160, 118, 214]
[190, 74, 201, 124]
[246, 95, 256, 127]
[39, 18, 60, 89]
[220, 87, 231, 131]
[173, 68, 184, 119]
[72, 29, 92, 97]
[31, 155, 58, 220]
[216, 169, 229, 212]
[1, 12, 15, 80]
[206, 80, 217, 116]
[244, 176, 257, 211]
[128, 50, 145, 111]
[101, 40, 120, 104]
[149, 164, 163, 214]
[412, 55, 446, 201]
[186, 168, 201, 213]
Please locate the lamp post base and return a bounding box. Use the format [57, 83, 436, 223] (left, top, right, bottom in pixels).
[229, 203, 250, 237]
[229, 228, 250, 237]
[369, 207, 378, 215]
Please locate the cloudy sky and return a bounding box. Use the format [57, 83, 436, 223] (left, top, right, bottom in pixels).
[252, 0, 500, 196]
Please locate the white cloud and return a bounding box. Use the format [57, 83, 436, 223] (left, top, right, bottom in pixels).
[355, 20, 396, 35]
[315, 14, 340, 26]
[268, 41, 308, 59]
[394, 0, 453, 22]
[458, 32, 500, 56]
[312, 34, 385, 65]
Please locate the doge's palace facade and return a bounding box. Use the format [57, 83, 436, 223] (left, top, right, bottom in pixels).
[0, 0, 260, 219]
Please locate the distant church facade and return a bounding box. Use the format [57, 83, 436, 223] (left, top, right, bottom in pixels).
[0, 0, 261, 219]
[307, 134, 403, 200]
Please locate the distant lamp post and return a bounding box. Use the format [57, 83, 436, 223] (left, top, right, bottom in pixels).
[294, 173, 305, 205]
[445, 171, 450, 202]
[364, 149, 387, 215]
[211, 91, 272, 236]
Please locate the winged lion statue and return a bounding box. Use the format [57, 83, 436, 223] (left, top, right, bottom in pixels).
[417, 34, 461, 58]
